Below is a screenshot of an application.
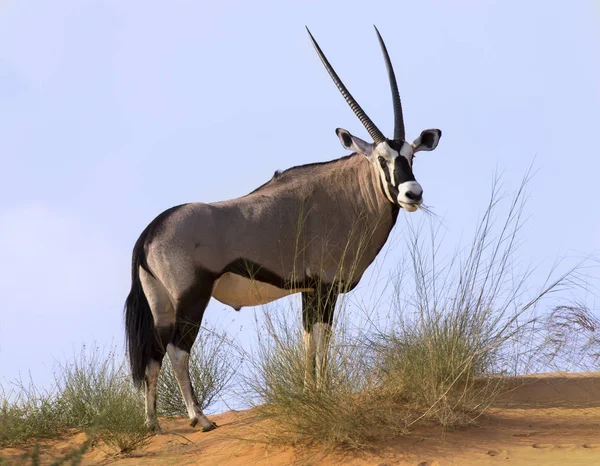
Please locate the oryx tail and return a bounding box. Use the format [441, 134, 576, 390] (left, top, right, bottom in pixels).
[124, 226, 155, 387]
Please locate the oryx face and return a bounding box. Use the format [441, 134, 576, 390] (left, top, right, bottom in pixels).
[308, 27, 442, 212]
[336, 128, 441, 211]
[376, 139, 421, 211]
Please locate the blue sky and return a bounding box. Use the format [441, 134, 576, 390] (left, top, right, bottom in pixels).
[1, 1, 598, 391]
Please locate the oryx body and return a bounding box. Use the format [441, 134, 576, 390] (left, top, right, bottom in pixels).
[125, 27, 442, 432]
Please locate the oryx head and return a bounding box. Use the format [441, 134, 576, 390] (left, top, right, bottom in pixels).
[307, 27, 442, 212]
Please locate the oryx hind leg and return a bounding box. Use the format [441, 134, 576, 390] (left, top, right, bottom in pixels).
[139, 268, 176, 432]
[167, 278, 217, 432]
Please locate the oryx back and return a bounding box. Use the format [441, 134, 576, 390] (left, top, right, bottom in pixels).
[144, 153, 395, 311]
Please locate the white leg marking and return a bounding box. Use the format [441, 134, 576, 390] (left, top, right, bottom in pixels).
[144, 359, 162, 431]
[304, 324, 332, 390]
[313, 323, 332, 390]
[166, 344, 216, 431]
[304, 329, 318, 389]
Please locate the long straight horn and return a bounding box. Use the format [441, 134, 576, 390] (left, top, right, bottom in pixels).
[374, 26, 405, 141]
[307, 27, 386, 145]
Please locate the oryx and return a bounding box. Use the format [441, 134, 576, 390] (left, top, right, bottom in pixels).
[125, 26, 442, 432]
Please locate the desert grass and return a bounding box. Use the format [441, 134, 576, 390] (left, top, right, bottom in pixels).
[242, 173, 591, 450]
[0, 327, 233, 453]
[54, 346, 149, 453]
[0, 346, 149, 453]
[243, 308, 408, 450]
[542, 303, 600, 371]
[0, 378, 66, 447]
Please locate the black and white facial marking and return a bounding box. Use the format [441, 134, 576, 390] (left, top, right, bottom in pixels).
[375, 139, 421, 211]
[336, 127, 442, 211]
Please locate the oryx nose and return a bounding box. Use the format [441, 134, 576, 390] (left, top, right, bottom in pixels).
[405, 190, 423, 202]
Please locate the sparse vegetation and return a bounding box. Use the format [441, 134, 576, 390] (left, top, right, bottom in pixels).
[369, 175, 568, 427]
[243, 173, 591, 450]
[0, 328, 233, 455]
[0, 379, 65, 446]
[543, 304, 600, 371]
[54, 347, 149, 453]
[244, 309, 406, 450]
[0, 347, 150, 453]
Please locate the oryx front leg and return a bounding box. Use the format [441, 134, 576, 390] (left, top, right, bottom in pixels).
[303, 328, 318, 389]
[314, 322, 332, 389]
[304, 323, 332, 390]
[302, 288, 337, 391]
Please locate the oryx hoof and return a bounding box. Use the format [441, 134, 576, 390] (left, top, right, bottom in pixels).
[146, 420, 162, 434]
[191, 414, 218, 431]
[201, 421, 218, 432]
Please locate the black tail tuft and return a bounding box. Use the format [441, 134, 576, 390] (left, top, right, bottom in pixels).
[124, 231, 156, 388]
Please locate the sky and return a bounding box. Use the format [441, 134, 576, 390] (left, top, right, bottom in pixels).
[1, 1, 599, 395]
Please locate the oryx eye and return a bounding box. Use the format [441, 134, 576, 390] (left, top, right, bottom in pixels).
[378, 156, 386, 167]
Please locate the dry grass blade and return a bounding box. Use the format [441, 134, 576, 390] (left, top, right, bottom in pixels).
[543, 304, 600, 370]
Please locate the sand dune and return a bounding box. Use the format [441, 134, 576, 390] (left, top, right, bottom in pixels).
[3, 373, 600, 465]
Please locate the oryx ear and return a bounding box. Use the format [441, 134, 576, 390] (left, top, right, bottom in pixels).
[413, 129, 442, 153]
[336, 128, 375, 158]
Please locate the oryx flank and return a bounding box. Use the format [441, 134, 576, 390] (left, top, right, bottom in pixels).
[125, 27, 442, 432]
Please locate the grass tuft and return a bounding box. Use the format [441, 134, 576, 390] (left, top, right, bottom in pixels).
[0, 381, 64, 446]
[54, 346, 150, 453]
[0, 346, 150, 453]
[371, 172, 587, 427]
[245, 310, 399, 450]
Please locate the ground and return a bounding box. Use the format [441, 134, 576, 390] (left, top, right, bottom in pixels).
[2, 373, 600, 465]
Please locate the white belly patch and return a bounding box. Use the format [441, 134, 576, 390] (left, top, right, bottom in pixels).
[211, 272, 313, 309]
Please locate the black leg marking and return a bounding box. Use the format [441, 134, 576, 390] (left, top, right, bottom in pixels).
[302, 284, 338, 333]
[302, 283, 339, 387]
[151, 324, 174, 361]
[168, 273, 219, 432]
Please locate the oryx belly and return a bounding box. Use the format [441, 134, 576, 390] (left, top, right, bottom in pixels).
[212, 272, 313, 308]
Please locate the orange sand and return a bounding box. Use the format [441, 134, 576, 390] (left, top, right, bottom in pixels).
[3, 373, 600, 465]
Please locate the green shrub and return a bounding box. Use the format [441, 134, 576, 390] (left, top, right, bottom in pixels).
[0, 346, 150, 453]
[0, 380, 64, 446]
[53, 346, 150, 452]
